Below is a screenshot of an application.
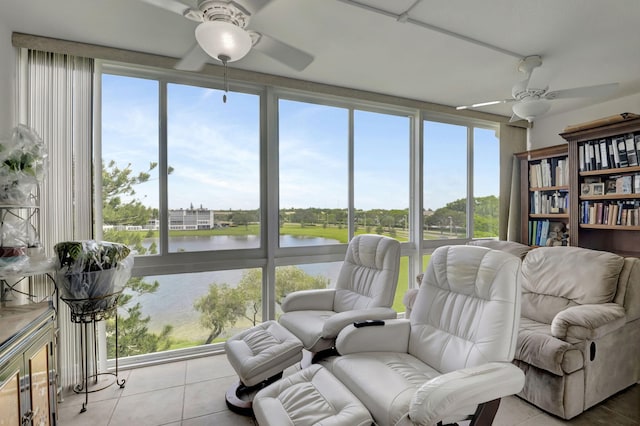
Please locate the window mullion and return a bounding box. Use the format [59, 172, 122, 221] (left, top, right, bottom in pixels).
[467, 126, 474, 238]
[159, 80, 169, 255]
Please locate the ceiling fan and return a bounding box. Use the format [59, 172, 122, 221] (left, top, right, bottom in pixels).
[456, 56, 619, 122]
[139, 0, 314, 72]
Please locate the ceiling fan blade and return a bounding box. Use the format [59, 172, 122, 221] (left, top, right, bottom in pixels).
[252, 33, 314, 71]
[455, 98, 515, 110]
[526, 66, 552, 91]
[544, 82, 619, 100]
[234, 0, 273, 15]
[139, 0, 193, 16]
[175, 43, 209, 71]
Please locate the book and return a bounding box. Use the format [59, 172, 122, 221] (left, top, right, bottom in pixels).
[635, 174, 640, 194]
[588, 142, 597, 170]
[539, 220, 549, 245]
[578, 144, 585, 172]
[609, 138, 619, 168]
[594, 141, 602, 169]
[616, 176, 633, 194]
[625, 134, 638, 166]
[599, 139, 609, 169]
[616, 136, 629, 167]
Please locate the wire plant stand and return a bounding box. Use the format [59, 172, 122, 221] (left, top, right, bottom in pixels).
[60, 290, 126, 413]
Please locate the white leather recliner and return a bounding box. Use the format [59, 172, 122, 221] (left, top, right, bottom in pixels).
[321, 245, 526, 425]
[279, 234, 400, 355]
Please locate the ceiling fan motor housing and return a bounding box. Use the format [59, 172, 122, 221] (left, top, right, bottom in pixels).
[198, 0, 249, 27]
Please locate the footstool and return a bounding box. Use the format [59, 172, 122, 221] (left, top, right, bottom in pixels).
[253, 364, 373, 426]
[225, 320, 303, 415]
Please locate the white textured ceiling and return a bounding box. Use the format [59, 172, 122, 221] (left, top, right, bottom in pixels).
[2, 0, 640, 119]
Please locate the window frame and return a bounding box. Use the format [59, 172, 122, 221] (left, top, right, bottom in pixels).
[96, 61, 500, 366]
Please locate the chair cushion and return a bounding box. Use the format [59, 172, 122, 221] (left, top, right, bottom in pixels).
[325, 352, 440, 426]
[278, 310, 334, 350]
[253, 364, 373, 426]
[409, 245, 522, 372]
[333, 234, 400, 312]
[521, 247, 624, 324]
[515, 318, 583, 376]
[224, 321, 303, 387]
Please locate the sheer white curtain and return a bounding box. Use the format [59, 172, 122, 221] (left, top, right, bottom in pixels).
[18, 49, 94, 389]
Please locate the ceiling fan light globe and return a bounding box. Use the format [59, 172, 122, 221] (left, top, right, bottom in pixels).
[512, 98, 551, 122]
[195, 21, 252, 63]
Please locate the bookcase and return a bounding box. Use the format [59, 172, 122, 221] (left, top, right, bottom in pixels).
[560, 116, 640, 257]
[515, 144, 570, 246]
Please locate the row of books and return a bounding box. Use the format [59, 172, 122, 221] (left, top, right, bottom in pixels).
[579, 132, 640, 171]
[530, 190, 568, 214]
[580, 200, 640, 226]
[528, 220, 568, 246]
[529, 157, 569, 187]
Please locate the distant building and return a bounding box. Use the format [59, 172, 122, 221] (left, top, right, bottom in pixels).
[169, 208, 215, 230]
[104, 208, 215, 231]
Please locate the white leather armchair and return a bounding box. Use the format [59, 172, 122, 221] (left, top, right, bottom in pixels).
[279, 234, 400, 355]
[322, 245, 525, 425]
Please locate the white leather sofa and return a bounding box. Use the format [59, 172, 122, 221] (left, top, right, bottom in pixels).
[254, 245, 526, 425]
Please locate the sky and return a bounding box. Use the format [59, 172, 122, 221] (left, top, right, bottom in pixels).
[101, 73, 499, 212]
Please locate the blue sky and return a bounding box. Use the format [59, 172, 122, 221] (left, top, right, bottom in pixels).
[101, 74, 498, 212]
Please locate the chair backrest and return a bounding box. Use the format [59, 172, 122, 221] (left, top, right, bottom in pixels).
[521, 246, 624, 324]
[408, 245, 521, 374]
[467, 239, 533, 260]
[333, 234, 400, 313]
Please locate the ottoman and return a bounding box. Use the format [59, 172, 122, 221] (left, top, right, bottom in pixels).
[225, 320, 303, 414]
[253, 364, 373, 426]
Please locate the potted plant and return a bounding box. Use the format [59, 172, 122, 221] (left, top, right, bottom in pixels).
[0, 124, 47, 205]
[54, 240, 133, 318]
[0, 125, 47, 270]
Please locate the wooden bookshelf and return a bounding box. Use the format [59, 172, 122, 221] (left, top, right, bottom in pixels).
[515, 144, 569, 246]
[560, 116, 640, 257]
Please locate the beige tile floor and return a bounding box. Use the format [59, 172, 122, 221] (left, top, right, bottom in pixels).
[57, 354, 639, 426]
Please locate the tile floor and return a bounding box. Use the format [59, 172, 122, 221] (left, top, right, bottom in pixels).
[57, 354, 639, 426]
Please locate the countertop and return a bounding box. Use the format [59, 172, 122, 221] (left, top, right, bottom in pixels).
[0, 302, 53, 349]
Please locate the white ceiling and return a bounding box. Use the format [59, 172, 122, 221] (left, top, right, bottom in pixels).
[2, 0, 640, 120]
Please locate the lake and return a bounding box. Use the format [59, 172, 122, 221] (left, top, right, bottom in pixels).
[132, 234, 341, 341]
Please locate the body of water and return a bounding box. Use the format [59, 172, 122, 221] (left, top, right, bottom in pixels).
[132, 235, 341, 341]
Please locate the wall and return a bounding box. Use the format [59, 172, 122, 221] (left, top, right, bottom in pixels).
[0, 23, 15, 131]
[529, 93, 640, 150]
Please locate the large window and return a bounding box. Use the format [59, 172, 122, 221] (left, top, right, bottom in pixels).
[354, 110, 410, 239]
[101, 74, 159, 255]
[423, 120, 499, 241]
[99, 66, 501, 363]
[278, 99, 348, 246]
[167, 83, 260, 252]
[473, 127, 500, 238]
[423, 121, 468, 240]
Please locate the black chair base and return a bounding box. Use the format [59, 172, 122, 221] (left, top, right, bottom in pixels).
[225, 372, 284, 416]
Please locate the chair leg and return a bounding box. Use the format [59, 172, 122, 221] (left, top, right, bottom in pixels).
[469, 398, 501, 426]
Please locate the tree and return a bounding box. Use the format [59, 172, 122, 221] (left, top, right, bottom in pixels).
[102, 160, 173, 357]
[194, 266, 330, 339]
[194, 283, 247, 344]
[102, 160, 156, 226]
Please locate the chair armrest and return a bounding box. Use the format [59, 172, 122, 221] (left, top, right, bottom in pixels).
[409, 362, 525, 426]
[322, 307, 397, 338]
[335, 319, 410, 355]
[280, 288, 336, 312]
[551, 303, 626, 340]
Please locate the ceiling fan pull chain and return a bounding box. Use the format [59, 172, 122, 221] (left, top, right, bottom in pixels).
[219, 54, 230, 103]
